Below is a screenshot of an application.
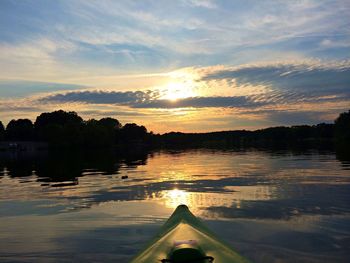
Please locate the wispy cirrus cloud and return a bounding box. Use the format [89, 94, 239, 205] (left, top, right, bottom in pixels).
[1, 0, 349, 82]
[181, 0, 217, 9]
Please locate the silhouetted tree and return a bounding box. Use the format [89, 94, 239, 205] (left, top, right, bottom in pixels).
[255, 127, 291, 142]
[314, 123, 334, 139]
[35, 110, 83, 130]
[335, 110, 350, 143]
[120, 123, 147, 142]
[291, 125, 314, 140]
[82, 119, 111, 148]
[98, 117, 121, 130]
[79, 118, 122, 148]
[34, 110, 83, 146]
[6, 119, 34, 141]
[0, 121, 4, 141]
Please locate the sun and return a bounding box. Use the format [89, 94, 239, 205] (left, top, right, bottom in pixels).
[159, 69, 199, 101]
[162, 82, 194, 101]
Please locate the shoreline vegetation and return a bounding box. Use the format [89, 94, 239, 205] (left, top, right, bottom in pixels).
[0, 110, 349, 152]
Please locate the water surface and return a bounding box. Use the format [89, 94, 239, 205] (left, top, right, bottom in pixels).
[0, 149, 349, 262]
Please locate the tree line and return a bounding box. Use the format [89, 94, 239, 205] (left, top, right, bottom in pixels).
[0, 109, 349, 149]
[0, 110, 149, 148]
[160, 110, 350, 149]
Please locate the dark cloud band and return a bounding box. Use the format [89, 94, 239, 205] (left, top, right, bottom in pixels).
[39, 62, 350, 109]
[40, 90, 267, 108]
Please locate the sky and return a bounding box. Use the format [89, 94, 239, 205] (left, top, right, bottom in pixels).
[0, 0, 349, 133]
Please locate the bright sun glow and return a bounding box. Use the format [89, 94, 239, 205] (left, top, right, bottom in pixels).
[162, 82, 194, 101]
[160, 69, 199, 101]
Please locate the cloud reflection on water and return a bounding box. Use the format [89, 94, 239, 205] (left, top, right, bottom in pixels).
[0, 149, 350, 262]
[0, 149, 349, 219]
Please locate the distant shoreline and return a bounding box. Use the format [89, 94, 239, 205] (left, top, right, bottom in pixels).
[0, 110, 349, 151]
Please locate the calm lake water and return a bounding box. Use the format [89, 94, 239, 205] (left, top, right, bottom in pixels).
[0, 148, 349, 262]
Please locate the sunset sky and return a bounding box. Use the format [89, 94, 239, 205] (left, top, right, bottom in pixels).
[0, 0, 349, 133]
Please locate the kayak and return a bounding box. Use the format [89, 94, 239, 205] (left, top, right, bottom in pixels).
[130, 204, 250, 263]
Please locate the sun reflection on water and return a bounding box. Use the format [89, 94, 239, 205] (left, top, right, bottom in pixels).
[163, 189, 189, 208]
[160, 185, 277, 216]
[161, 188, 236, 215]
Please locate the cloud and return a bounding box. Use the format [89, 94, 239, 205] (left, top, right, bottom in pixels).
[1, 60, 350, 131]
[201, 61, 350, 88]
[37, 89, 349, 111]
[39, 90, 264, 109]
[0, 105, 41, 113]
[1, 0, 350, 82]
[40, 90, 158, 105]
[79, 109, 146, 117]
[200, 61, 350, 101]
[39, 61, 350, 110]
[182, 0, 217, 9]
[320, 39, 350, 49]
[133, 96, 265, 108]
[0, 80, 86, 98]
[249, 109, 340, 125]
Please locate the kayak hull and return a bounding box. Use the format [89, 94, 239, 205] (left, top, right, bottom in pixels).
[130, 205, 250, 263]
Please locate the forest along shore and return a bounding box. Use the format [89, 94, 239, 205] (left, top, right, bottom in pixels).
[0, 110, 349, 152]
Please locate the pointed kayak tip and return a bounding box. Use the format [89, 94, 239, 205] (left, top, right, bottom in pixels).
[176, 204, 189, 210]
[172, 204, 191, 217]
